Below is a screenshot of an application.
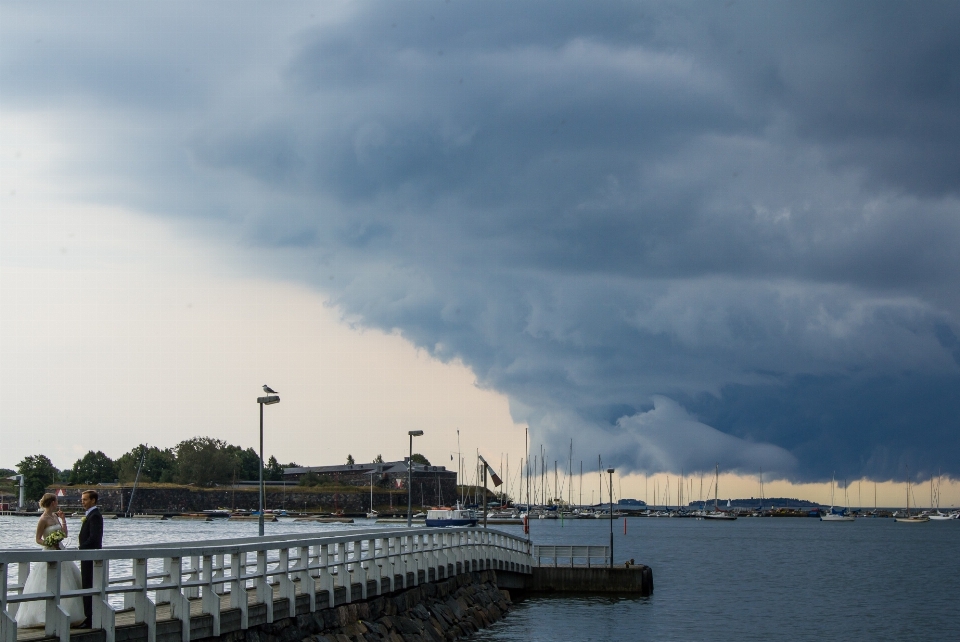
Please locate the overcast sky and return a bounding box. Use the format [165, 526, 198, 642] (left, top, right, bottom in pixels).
[2, 1, 958, 493]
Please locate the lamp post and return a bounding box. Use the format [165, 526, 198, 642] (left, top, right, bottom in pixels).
[607, 468, 615, 568]
[257, 393, 281, 536]
[407, 430, 424, 526]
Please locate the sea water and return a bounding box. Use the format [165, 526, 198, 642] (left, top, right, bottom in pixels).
[2, 515, 957, 641]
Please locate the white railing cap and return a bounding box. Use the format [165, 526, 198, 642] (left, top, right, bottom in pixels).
[0, 526, 529, 563]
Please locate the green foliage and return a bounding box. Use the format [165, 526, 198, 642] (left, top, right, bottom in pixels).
[0, 468, 15, 478]
[116, 445, 177, 483]
[231, 446, 262, 481]
[16, 455, 59, 501]
[411, 453, 431, 466]
[174, 437, 238, 486]
[70, 451, 117, 485]
[373, 454, 384, 464]
[346, 454, 355, 465]
[265, 456, 284, 481]
[299, 471, 321, 487]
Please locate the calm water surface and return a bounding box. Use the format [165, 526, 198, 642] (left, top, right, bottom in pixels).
[2, 515, 957, 641]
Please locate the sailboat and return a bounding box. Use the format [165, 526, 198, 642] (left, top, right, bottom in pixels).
[703, 464, 737, 520]
[366, 471, 378, 519]
[928, 469, 952, 521]
[895, 468, 928, 523]
[820, 473, 855, 522]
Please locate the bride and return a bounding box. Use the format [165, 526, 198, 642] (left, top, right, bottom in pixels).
[15, 493, 86, 628]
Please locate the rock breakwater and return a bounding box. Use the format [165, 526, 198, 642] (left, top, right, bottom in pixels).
[221, 571, 510, 642]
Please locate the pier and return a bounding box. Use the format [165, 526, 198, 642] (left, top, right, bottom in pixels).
[1, 528, 651, 642]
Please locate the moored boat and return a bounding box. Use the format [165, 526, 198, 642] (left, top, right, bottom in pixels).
[425, 505, 478, 527]
[703, 464, 737, 521]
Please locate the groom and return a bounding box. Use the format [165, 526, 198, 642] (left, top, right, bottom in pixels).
[78, 490, 104, 629]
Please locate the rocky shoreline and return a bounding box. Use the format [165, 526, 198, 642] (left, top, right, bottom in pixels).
[221, 571, 510, 642]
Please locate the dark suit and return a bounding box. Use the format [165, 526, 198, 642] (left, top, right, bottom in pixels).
[78, 506, 104, 625]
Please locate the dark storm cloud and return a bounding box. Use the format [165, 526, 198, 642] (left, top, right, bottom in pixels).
[3, 1, 959, 481]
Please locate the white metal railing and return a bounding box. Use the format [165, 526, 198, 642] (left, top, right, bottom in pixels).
[1, 527, 532, 642]
[533, 545, 609, 568]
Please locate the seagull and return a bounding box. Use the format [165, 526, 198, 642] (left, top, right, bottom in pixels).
[262, 385, 278, 394]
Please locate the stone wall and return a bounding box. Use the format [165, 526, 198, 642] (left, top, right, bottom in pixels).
[219, 571, 510, 642]
[44, 486, 413, 514]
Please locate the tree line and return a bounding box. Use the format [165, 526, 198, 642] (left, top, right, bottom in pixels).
[9, 438, 298, 502]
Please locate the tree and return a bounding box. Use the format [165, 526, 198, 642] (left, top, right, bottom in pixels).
[16, 455, 59, 501]
[373, 454, 384, 464]
[411, 453, 431, 466]
[346, 454, 355, 465]
[174, 437, 239, 486]
[71, 451, 117, 485]
[116, 445, 176, 483]
[265, 456, 284, 481]
[228, 446, 261, 481]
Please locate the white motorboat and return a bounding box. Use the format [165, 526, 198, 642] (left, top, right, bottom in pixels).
[425, 504, 478, 527]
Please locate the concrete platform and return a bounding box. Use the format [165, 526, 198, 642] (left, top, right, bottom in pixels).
[497, 565, 653, 597]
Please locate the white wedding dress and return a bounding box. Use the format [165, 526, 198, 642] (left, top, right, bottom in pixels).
[15, 524, 86, 628]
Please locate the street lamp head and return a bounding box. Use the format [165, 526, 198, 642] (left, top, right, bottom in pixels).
[258, 395, 280, 405]
[606, 468, 615, 474]
[409, 430, 424, 436]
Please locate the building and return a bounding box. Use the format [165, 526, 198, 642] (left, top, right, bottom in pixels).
[283, 460, 458, 507]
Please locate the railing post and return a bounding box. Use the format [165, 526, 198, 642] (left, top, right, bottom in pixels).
[366, 538, 379, 596]
[133, 558, 157, 642]
[1, 562, 17, 642]
[213, 554, 226, 595]
[200, 555, 220, 637]
[230, 552, 249, 629]
[184, 556, 200, 599]
[296, 546, 315, 613]
[384, 538, 397, 592]
[352, 540, 367, 599]
[93, 559, 116, 642]
[167, 557, 191, 642]
[318, 545, 334, 609]
[333, 542, 350, 603]
[255, 550, 273, 624]
[44, 560, 69, 642]
[277, 548, 296, 618]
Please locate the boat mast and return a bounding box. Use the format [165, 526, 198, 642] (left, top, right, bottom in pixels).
[905, 465, 910, 515]
[714, 463, 719, 512]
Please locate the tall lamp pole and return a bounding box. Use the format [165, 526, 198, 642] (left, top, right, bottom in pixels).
[257, 392, 281, 536]
[607, 468, 615, 568]
[407, 430, 424, 526]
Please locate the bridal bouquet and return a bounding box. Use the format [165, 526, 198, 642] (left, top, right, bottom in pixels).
[42, 530, 66, 550]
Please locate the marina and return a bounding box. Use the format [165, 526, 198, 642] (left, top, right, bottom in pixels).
[3, 513, 957, 642]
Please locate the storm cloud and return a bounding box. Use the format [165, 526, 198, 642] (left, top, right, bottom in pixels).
[3, 1, 959, 481]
